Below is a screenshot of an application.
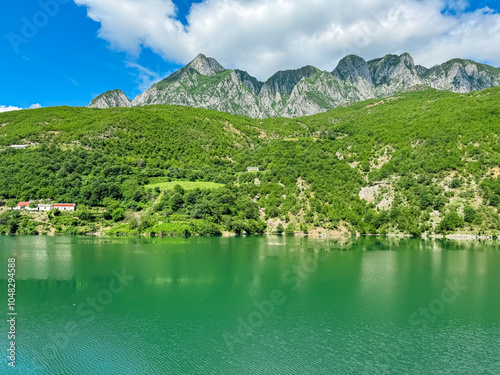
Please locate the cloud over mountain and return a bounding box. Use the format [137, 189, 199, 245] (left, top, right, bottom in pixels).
[74, 0, 500, 80]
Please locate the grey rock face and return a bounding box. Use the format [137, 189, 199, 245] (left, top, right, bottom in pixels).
[369, 53, 424, 97]
[281, 71, 365, 118]
[257, 66, 319, 117]
[187, 53, 226, 76]
[92, 53, 500, 118]
[424, 59, 500, 93]
[131, 64, 262, 118]
[332, 55, 374, 101]
[234, 69, 263, 95]
[333, 55, 372, 84]
[88, 89, 132, 109]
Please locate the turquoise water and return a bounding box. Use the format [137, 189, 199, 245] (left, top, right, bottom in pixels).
[0, 236, 499, 374]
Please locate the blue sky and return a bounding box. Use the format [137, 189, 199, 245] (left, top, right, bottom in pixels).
[0, 1, 192, 109]
[1, 0, 499, 110]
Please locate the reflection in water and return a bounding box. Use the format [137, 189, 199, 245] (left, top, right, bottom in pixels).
[0, 236, 499, 374]
[6, 236, 74, 280]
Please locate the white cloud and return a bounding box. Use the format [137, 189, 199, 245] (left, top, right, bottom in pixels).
[445, 0, 469, 13]
[73, 0, 500, 80]
[0, 106, 23, 113]
[0, 104, 42, 113]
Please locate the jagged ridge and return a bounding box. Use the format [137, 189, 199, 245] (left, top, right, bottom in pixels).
[89, 53, 500, 118]
[88, 89, 132, 109]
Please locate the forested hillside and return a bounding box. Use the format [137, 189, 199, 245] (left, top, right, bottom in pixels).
[1, 87, 500, 237]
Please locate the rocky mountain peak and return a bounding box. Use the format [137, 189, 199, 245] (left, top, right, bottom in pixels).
[187, 53, 226, 76]
[262, 65, 319, 96]
[88, 89, 132, 109]
[369, 53, 422, 90]
[332, 55, 371, 83]
[400, 52, 415, 68]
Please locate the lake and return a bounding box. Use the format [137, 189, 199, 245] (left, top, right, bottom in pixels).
[1, 236, 499, 374]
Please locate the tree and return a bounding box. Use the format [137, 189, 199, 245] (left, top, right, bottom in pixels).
[77, 206, 94, 221]
[285, 224, 295, 236]
[170, 193, 184, 212]
[103, 198, 120, 211]
[173, 184, 185, 195]
[112, 208, 125, 222]
[256, 220, 267, 234]
[244, 204, 259, 220]
[6, 200, 17, 209]
[300, 223, 309, 234]
[463, 206, 477, 224]
[276, 223, 284, 234]
[434, 195, 448, 211]
[8, 218, 19, 234]
[231, 220, 245, 235]
[129, 218, 138, 229]
[450, 177, 462, 189]
[266, 206, 279, 219]
[437, 211, 464, 233]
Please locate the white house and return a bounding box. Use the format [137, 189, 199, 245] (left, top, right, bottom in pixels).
[53, 203, 76, 212]
[14, 202, 30, 210]
[10, 145, 28, 149]
[38, 204, 53, 212]
[247, 167, 260, 172]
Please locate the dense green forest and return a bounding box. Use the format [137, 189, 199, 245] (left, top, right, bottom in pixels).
[1, 87, 500, 237]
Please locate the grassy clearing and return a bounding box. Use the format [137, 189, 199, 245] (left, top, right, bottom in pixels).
[145, 181, 225, 191]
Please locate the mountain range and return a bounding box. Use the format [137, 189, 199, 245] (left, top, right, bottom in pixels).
[88, 53, 500, 118]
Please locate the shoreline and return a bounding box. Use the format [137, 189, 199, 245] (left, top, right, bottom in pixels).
[1, 231, 497, 242]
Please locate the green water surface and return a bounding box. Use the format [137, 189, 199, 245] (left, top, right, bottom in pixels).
[0, 236, 499, 374]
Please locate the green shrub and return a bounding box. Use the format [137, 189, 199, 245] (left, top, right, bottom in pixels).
[463, 206, 477, 224]
[111, 208, 125, 222]
[437, 211, 464, 233]
[285, 224, 295, 236]
[276, 223, 284, 234]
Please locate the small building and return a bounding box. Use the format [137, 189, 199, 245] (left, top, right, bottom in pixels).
[53, 203, 76, 212]
[247, 167, 260, 172]
[38, 204, 53, 212]
[10, 145, 28, 149]
[15, 202, 30, 210]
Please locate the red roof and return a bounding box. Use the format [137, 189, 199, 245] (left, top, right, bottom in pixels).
[53, 204, 76, 207]
[17, 202, 30, 207]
